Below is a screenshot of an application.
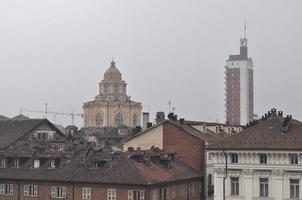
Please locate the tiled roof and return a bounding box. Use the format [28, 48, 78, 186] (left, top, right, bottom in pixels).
[207, 113, 302, 150]
[0, 115, 10, 121]
[0, 147, 201, 185]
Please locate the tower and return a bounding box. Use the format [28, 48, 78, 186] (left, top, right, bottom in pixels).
[225, 23, 254, 125]
[83, 61, 142, 128]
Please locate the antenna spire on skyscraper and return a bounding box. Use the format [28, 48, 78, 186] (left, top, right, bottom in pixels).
[244, 18, 247, 38]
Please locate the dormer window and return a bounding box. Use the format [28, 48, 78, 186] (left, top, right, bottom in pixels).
[33, 159, 40, 168]
[33, 131, 55, 141]
[50, 160, 56, 168]
[14, 159, 20, 168]
[92, 162, 100, 168]
[0, 159, 7, 168]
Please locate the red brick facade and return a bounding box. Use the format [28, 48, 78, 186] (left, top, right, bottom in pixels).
[0, 180, 201, 200]
[163, 122, 204, 173]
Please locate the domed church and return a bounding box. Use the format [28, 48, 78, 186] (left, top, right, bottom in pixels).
[83, 61, 142, 128]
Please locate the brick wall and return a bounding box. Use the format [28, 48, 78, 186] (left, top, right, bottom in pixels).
[163, 122, 204, 172]
[0, 180, 201, 200]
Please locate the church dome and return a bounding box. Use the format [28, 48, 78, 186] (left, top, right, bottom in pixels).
[103, 61, 122, 81]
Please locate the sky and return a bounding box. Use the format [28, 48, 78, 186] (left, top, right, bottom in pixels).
[0, 0, 302, 127]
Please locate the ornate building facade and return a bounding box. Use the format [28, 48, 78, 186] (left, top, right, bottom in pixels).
[83, 61, 142, 128]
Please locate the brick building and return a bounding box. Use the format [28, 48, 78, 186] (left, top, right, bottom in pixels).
[0, 118, 202, 200]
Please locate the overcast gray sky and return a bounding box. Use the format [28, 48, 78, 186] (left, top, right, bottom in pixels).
[1, 0, 302, 126]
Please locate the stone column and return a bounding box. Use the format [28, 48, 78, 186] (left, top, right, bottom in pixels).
[243, 169, 253, 200]
[273, 170, 284, 200]
[214, 168, 225, 200]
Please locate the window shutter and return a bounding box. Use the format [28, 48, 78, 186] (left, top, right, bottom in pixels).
[34, 185, 38, 196]
[10, 184, 13, 195]
[0, 184, 4, 195]
[51, 187, 55, 198]
[62, 187, 66, 198]
[128, 190, 132, 200]
[24, 185, 28, 196]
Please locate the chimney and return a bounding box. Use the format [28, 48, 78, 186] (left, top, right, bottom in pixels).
[155, 112, 165, 124]
[179, 118, 185, 125]
[142, 112, 150, 131]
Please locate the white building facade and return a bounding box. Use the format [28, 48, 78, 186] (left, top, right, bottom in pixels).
[207, 109, 302, 200]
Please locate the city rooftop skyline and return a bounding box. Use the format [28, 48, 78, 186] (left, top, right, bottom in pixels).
[0, 0, 301, 126]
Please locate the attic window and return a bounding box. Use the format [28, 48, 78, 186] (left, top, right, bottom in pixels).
[0, 159, 7, 168]
[259, 154, 267, 164]
[290, 154, 298, 165]
[33, 159, 40, 168]
[50, 160, 56, 168]
[14, 159, 20, 168]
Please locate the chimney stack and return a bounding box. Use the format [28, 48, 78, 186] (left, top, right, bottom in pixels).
[155, 112, 165, 124]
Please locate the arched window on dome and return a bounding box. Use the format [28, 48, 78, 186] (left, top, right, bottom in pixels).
[104, 84, 109, 93]
[115, 112, 124, 126]
[133, 113, 138, 127]
[114, 84, 118, 93]
[95, 113, 102, 127]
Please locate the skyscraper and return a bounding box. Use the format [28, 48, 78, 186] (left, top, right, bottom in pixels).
[225, 25, 254, 125]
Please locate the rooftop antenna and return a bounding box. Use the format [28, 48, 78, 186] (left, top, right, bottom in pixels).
[45, 103, 48, 119]
[244, 18, 247, 38]
[168, 101, 171, 113]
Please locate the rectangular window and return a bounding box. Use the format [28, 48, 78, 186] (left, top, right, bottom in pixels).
[107, 188, 116, 200]
[152, 189, 159, 200]
[259, 178, 268, 197]
[230, 177, 239, 196]
[0, 184, 13, 195]
[128, 190, 144, 200]
[0, 159, 7, 168]
[51, 186, 66, 198]
[290, 154, 299, 165]
[50, 160, 56, 168]
[231, 153, 238, 163]
[33, 159, 40, 168]
[24, 185, 38, 197]
[180, 184, 186, 197]
[171, 186, 176, 199]
[14, 159, 20, 168]
[82, 187, 91, 200]
[195, 182, 201, 194]
[189, 183, 194, 196]
[259, 154, 267, 164]
[290, 179, 299, 199]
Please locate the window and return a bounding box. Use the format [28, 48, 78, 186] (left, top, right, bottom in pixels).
[290, 179, 299, 199]
[115, 112, 124, 126]
[107, 188, 116, 200]
[105, 84, 109, 93]
[290, 154, 299, 165]
[33, 159, 40, 168]
[128, 190, 144, 200]
[50, 160, 56, 168]
[0, 184, 13, 195]
[171, 186, 176, 199]
[230, 177, 239, 196]
[231, 153, 238, 163]
[114, 84, 118, 93]
[14, 159, 20, 168]
[0, 159, 7, 168]
[152, 189, 159, 200]
[51, 186, 66, 198]
[133, 113, 138, 127]
[259, 154, 267, 164]
[161, 187, 170, 200]
[82, 187, 91, 200]
[24, 185, 38, 197]
[195, 182, 201, 194]
[180, 184, 186, 197]
[259, 178, 268, 197]
[189, 183, 194, 196]
[95, 113, 102, 127]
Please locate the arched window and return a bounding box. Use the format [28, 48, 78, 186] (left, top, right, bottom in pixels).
[95, 113, 102, 127]
[114, 84, 118, 93]
[115, 112, 123, 126]
[133, 113, 138, 127]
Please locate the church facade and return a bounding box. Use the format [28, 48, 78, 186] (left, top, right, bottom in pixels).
[83, 61, 142, 128]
